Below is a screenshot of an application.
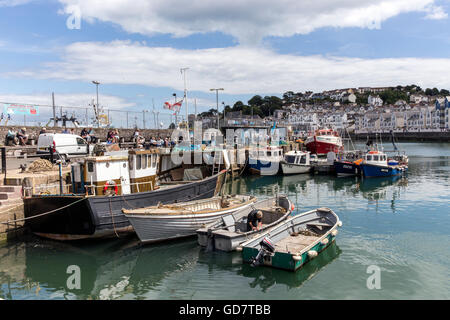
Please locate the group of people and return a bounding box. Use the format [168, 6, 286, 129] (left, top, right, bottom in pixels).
[5, 127, 28, 146]
[149, 136, 177, 148]
[106, 129, 120, 144]
[4, 125, 177, 148]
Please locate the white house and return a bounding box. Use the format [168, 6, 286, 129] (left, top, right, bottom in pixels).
[368, 95, 383, 107]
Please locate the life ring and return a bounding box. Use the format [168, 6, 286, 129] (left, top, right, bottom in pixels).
[103, 180, 118, 196]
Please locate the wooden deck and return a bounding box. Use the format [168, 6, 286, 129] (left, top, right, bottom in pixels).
[275, 234, 319, 254]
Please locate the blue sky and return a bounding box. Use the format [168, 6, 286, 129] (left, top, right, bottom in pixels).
[1, 0, 450, 127]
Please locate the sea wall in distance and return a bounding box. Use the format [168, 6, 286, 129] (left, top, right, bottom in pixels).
[351, 131, 450, 142]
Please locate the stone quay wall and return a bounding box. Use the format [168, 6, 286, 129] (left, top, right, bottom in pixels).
[0, 126, 174, 145]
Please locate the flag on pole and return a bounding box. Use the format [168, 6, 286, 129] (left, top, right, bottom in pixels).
[164, 100, 183, 112]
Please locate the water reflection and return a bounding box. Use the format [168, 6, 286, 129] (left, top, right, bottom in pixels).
[236, 243, 341, 292]
[225, 173, 408, 214]
[0, 236, 204, 300]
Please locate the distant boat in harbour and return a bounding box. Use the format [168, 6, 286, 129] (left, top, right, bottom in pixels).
[248, 146, 283, 176]
[305, 129, 343, 156]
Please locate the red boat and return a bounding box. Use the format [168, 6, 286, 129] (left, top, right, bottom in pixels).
[305, 129, 343, 155]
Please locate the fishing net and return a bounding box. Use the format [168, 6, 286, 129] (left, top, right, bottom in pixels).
[27, 159, 54, 172]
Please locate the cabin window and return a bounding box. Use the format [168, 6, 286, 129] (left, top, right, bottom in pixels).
[151, 155, 157, 168]
[366, 155, 372, 161]
[129, 157, 133, 170]
[142, 155, 148, 169]
[87, 162, 94, 172]
[136, 155, 142, 170]
[300, 156, 306, 164]
[373, 155, 379, 161]
[286, 155, 296, 163]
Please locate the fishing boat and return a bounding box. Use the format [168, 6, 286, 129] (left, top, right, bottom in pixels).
[360, 149, 408, 178]
[241, 207, 342, 271]
[123, 194, 257, 244]
[333, 158, 363, 177]
[305, 129, 343, 156]
[281, 150, 312, 175]
[197, 195, 293, 252]
[23, 149, 227, 240]
[248, 146, 283, 176]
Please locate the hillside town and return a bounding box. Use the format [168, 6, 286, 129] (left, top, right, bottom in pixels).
[201, 85, 450, 135]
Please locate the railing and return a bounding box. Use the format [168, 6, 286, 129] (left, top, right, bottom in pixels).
[22, 179, 156, 197]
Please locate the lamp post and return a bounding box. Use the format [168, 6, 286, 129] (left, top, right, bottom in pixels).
[210, 88, 224, 130]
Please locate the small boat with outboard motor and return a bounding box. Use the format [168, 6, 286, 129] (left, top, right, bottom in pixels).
[196, 195, 294, 252]
[241, 207, 342, 271]
[123, 194, 257, 244]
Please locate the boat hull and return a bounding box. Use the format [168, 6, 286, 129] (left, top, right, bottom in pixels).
[197, 196, 293, 252]
[360, 163, 407, 178]
[334, 161, 361, 177]
[281, 162, 312, 175]
[242, 234, 336, 271]
[305, 138, 342, 156]
[248, 158, 281, 176]
[126, 203, 254, 244]
[241, 208, 341, 271]
[23, 171, 226, 240]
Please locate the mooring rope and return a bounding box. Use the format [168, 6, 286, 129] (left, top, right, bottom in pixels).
[0, 197, 86, 225]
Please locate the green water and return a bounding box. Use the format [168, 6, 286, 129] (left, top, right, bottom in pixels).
[1, 142, 449, 300]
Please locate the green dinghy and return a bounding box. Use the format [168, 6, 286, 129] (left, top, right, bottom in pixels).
[240, 207, 342, 271]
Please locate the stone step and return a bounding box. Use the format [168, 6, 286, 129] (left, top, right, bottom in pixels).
[0, 186, 22, 193]
[0, 198, 23, 206]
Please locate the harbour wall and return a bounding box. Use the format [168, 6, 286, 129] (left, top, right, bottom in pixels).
[0, 126, 173, 145]
[350, 131, 450, 142]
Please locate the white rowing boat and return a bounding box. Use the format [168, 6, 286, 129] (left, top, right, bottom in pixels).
[123, 195, 257, 244]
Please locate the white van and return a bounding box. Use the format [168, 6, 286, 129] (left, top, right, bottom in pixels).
[37, 133, 89, 162]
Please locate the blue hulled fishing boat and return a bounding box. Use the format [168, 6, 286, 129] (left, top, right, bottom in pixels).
[248, 146, 283, 176]
[360, 150, 408, 178]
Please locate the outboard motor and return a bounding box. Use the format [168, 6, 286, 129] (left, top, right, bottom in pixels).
[251, 237, 275, 267]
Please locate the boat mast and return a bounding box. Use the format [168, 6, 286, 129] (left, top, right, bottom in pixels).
[181, 67, 189, 131]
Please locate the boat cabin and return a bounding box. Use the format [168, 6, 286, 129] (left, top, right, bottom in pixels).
[364, 151, 388, 166]
[284, 150, 311, 165]
[72, 149, 159, 196]
[315, 129, 339, 137]
[250, 146, 283, 160]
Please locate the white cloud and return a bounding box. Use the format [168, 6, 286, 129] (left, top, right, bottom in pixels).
[424, 4, 448, 19]
[0, 92, 135, 109]
[58, 0, 446, 44]
[7, 41, 450, 95]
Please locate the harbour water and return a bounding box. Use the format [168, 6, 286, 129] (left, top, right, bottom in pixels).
[0, 142, 449, 300]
